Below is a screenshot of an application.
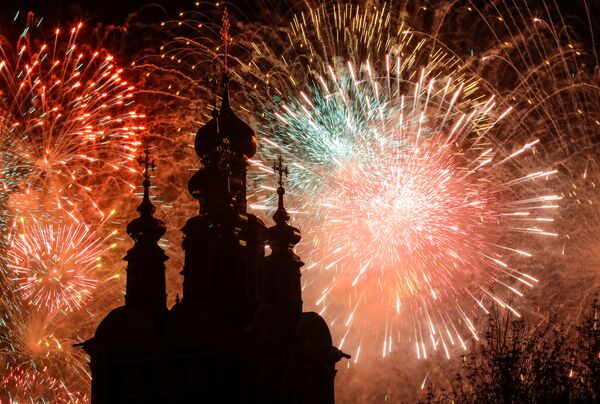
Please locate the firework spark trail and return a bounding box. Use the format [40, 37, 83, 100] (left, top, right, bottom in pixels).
[250, 58, 561, 360]
[143, 0, 600, 362]
[6, 222, 112, 312]
[0, 365, 86, 403]
[0, 219, 123, 401]
[0, 13, 143, 224]
[0, 13, 146, 401]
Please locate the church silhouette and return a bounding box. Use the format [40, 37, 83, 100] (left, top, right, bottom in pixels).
[82, 66, 349, 402]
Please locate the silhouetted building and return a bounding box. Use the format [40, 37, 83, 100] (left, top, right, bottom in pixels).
[82, 71, 349, 402]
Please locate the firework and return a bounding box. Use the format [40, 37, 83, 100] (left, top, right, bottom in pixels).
[153, 2, 567, 360]
[0, 299, 91, 403]
[252, 60, 562, 360]
[0, 219, 121, 400]
[6, 222, 111, 312]
[0, 13, 144, 401]
[0, 365, 86, 403]
[0, 13, 143, 223]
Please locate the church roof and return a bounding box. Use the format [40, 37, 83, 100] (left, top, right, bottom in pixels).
[295, 312, 333, 350]
[92, 305, 157, 348]
[127, 147, 166, 243]
[194, 74, 257, 159]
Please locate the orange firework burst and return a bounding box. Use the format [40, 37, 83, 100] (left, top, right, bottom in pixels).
[0, 14, 144, 400]
[0, 13, 143, 222]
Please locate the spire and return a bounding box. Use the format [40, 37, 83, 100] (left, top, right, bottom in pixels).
[273, 155, 290, 224]
[267, 154, 300, 254]
[221, 70, 231, 113]
[137, 146, 155, 217]
[220, 7, 231, 72]
[124, 145, 168, 315]
[220, 7, 232, 112]
[205, 60, 220, 119]
[193, 6, 256, 165]
[127, 146, 165, 243]
[263, 156, 303, 324]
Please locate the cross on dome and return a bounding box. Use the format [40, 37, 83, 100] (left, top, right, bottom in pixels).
[273, 154, 288, 188]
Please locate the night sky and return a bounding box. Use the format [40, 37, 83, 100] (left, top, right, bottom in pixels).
[0, 0, 595, 60]
[1, 0, 599, 402]
[1, 1, 298, 25]
[3, 0, 598, 32]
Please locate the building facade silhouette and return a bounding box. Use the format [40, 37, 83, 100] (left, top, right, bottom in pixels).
[82, 72, 349, 403]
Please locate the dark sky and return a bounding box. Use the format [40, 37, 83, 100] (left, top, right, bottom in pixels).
[4, 0, 596, 28]
[3, 1, 186, 24]
[0, 1, 597, 60]
[1, 0, 596, 26]
[1, 1, 296, 25]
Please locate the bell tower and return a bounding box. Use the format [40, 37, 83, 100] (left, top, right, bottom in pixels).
[180, 8, 265, 323]
[262, 156, 304, 333]
[82, 146, 169, 403]
[124, 147, 168, 318]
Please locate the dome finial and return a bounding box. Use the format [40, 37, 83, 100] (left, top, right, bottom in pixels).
[220, 6, 231, 73]
[136, 146, 156, 218]
[273, 155, 290, 224]
[127, 145, 165, 243]
[220, 7, 232, 112]
[205, 60, 220, 119]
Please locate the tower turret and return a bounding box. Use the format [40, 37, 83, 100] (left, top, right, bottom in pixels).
[180, 8, 265, 323]
[262, 156, 303, 329]
[124, 147, 168, 317]
[81, 146, 167, 403]
[190, 7, 256, 215]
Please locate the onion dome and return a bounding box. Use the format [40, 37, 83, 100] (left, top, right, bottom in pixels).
[194, 107, 220, 159]
[294, 312, 333, 350]
[218, 74, 257, 157]
[126, 150, 166, 243]
[194, 73, 257, 159]
[267, 156, 301, 253]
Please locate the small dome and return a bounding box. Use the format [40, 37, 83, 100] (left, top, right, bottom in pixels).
[295, 312, 333, 349]
[194, 114, 221, 158]
[94, 306, 157, 346]
[126, 169, 165, 243]
[126, 215, 166, 243]
[187, 168, 210, 201]
[218, 106, 257, 158]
